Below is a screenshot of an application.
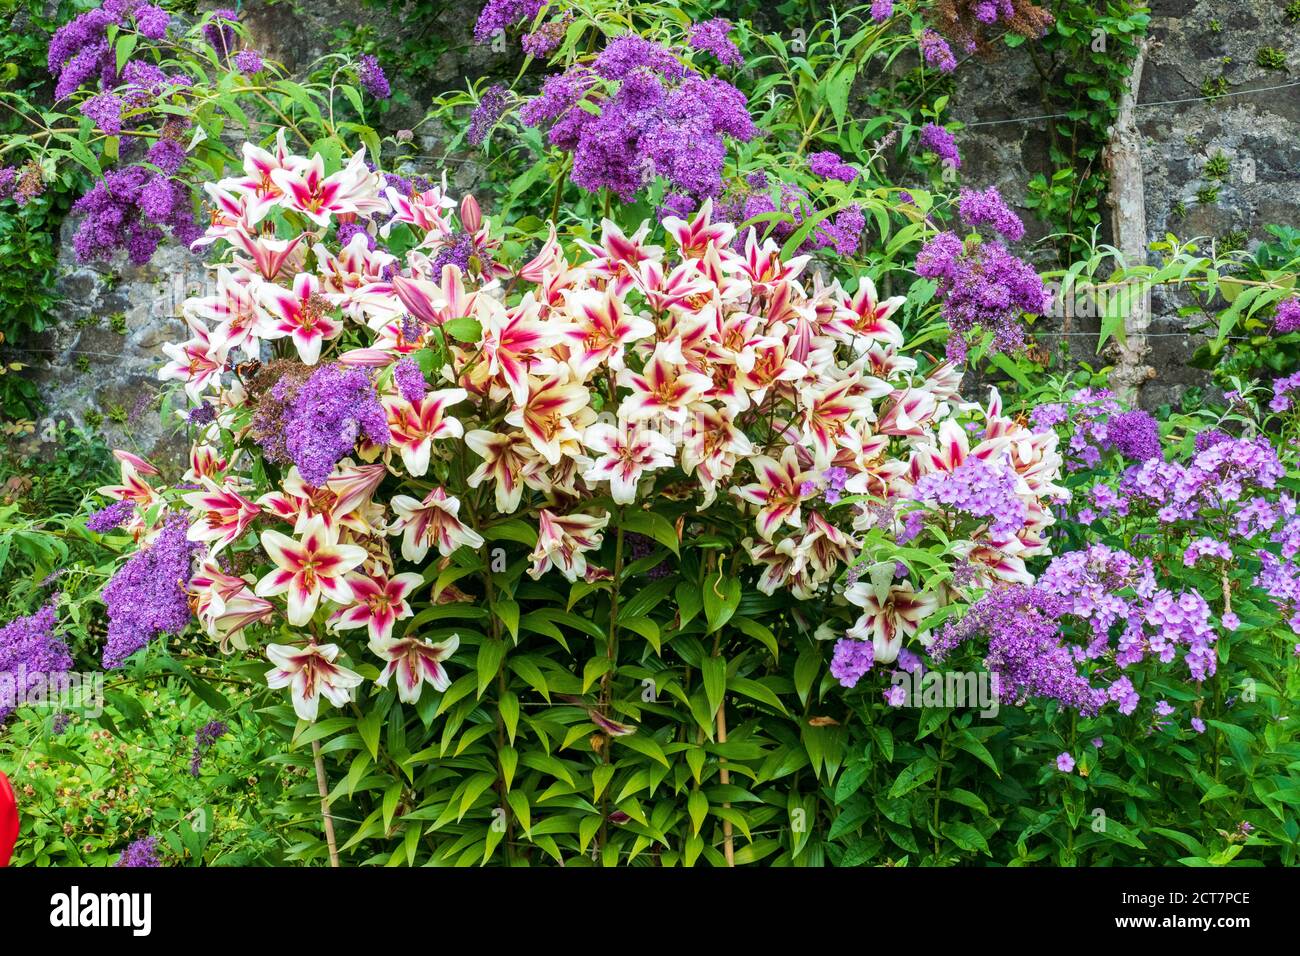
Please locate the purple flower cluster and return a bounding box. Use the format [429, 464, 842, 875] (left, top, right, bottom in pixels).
[1273, 298, 1300, 334]
[920, 29, 957, 72]
[1039, 544, 1219, 681]
[468, 84, 510, 146]
[116, 836, 162, 867]
[912, 456, 1026, 540]
[357, 55, 390, 99]
[1270, 371, 1300, 413]
[522, 15, 569, 58]
[475, 0, 548, 44]
[918, 123, 962, 169]
[277, 363, 390, 487]
[1103, 409, 1162, 462]
[203, 8, 239, 62]
[871, 0, 896, 21]
[808, 151, 860, 183]
[233, 49, 263, 75]
[520, 36, 754, 204]
[831, 637, 874, 688]
[915, 232, 1048, 363]
[80, 92, 123, 135]
[101, 512, 202, 669]
[190, 719, 229, 776]
[48, 0, 170, 100]
[929, 586, 1106, 713]
[393, 356, 428, 403]
[718, 175, 865, 256]
[957, 186, 1024, 241]
[69, 147, 202, 265]
[0, 603, 73, 722]
[687, 18, 742, 67]
[1118, 435, 1284, 524]
[86, 500, 135, 533]
[1031, 388, 1121, 469]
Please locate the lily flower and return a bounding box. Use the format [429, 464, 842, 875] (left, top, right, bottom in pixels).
[505, 372, 592, 466]
[844, 574, 938, 663]
[182, 477, 261, 555]
[465, 429, 538, 513]
[559, 286, 655, 379]
[265, 642, 364, 722]
[581, 422, 675, 504]
[528, 509, 609, 582]
[383, 387, 468, 477]
[373, 633, 460, 703]
[389, 487, 484, 562]
[158, 315, 230, 401]
[329, 571, 423, 645]
[733, 446, 816, 540]
[255, 272, 343, 365]
[255, 517, 369, 626]
[617, 339, 712, 425]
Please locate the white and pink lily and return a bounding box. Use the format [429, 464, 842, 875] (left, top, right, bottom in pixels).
[329, 570, 423, 645]
[255, 516, 369, 626]
[581, 422, 675, 504]
[373, 633, 460, 703]
[265, 641, 364, 722]
[255, 272, 343, 365]
[528, 509, 609, 582]
[383, 387, 468, 477]
[389, 487, 484, 562]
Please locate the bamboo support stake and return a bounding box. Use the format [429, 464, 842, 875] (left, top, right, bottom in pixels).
[312, 739, 341, 868]
[716, 698, 735, 867]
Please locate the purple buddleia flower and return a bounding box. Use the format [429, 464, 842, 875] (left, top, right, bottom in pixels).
[203, 8, 239, 62]
[87, 500, 135, 533]
[1273, 298, 1300, 334]
[393, 356, 428, 403]
[1103, 409, 1161, 462]
[80, 92, 123, 135]
[918, 123, 961, 168]
[957, 186, 1024, 241]
[0, 603, 72, 721]
[277, 363, 390, 487]
[468, 84, 510, 146]
[871, 0, 895, 21]
[190, 719, 229, 776]
[687, 18, 742, 67]
[234, 49, 263, 75]
[920, 30, 957, 72]
[357, 55, 390, 99]
[808, 150, 860, 183]
[116, 836, 162, 867]
[101, 512, 203, 669]
[474, 0, 547, 45]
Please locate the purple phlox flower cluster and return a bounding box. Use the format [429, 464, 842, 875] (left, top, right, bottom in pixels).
[918, 122, 962, 169]
[47, 0, 170, 100]
[1102, 409, 1162, 462]
[687, 18, 742, 67]
[190, 719, 229, 776]
[357, 55, 390, 99]
[468, 84, 511, 146]
[1270, 371, 1300, 413]
[896, 647, 924, 674]
[1273, 297, 1300, 334]
[871, 0, 896, 21]
[234, 49, 264, 75]
[808, 150, 861, 183]
[914, 232, 1048, 363]
[822, 466, 849, 504]
[831, 637, 875, 688]
[1255, 551, 1300, 635]
[393, 356, 428, 403]
[87, 500, 135, 533]
[71, 157, 202, 265]
[929, 585, 1106, 714]
[0, 603, 72, 722]
[957, 186, 1025, 241]
[1119, 435, 1284, 523]
[1183, 536, 1232, 567]
[116, 836, 162, 867]
[1195, 427, 1231, 453]
[520, 37, 753, 205]
[1056, 751, 1075, 773]
[203, 8, 239, 62]
[1039, 544, 1219, 681]
[277, 363, 390, 487]
[474, 0, 548, 44]
[101, 511, 202, 669]
[1108, 675, 1139, 715]
[912, 456, 1026, 541]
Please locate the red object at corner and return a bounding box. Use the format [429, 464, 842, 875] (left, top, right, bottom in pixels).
[0, 770, 17, 866]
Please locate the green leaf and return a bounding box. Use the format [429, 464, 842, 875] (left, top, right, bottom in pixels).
[702, 572, 741, 633]
[700, 656, 726, 720]
[476, 639, 507, 697]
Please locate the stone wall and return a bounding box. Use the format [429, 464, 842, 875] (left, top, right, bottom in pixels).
[18, 0, 1300, 460]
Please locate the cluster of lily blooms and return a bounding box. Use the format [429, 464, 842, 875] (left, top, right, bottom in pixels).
[95, 132, 1068, 721]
